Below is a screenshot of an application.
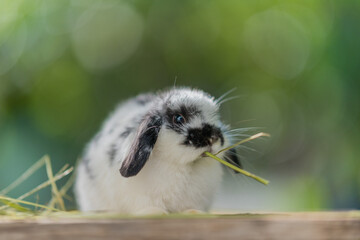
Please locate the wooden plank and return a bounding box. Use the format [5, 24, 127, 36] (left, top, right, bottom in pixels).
[0, 211, 359, 240]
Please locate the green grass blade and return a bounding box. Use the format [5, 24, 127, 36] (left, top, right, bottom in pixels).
[44, 156, 65, 211]
[215, 132, 270, 156]
[0, 196, 60, 212]
[18, 167, 73, 201]
[204, 152, 269, 185]
[0, 156, 46, 195]
[0, 199, 33, 213]
[48, 168, 75, 208]
[0, 167, 73, 212]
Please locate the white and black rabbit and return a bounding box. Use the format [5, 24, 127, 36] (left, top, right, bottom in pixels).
[75, 87, 241, 215]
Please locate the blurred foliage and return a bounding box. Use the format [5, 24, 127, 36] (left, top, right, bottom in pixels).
[0, 0, 359, 210]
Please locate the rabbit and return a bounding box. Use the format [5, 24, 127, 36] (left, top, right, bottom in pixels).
[74, 87, 242, 215]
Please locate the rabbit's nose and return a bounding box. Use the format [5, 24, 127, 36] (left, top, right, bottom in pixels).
[208, 135, 219, 145]
[185, 124, 224, 148]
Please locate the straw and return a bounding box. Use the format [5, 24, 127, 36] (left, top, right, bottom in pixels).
[204, 132, 270, 185]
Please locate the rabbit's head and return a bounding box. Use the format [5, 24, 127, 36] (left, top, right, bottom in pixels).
[120, 88, 239, 177]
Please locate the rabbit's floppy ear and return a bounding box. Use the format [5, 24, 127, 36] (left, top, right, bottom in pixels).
[120, 113, 162, 177]
[225, 148, 243, 172]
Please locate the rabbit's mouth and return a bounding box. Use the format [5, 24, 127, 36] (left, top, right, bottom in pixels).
[200, 147, 214, 158]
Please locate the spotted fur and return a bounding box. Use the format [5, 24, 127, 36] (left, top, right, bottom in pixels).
[120, 114, 162, 177]
[75, 87, 241, 214]
[119, 127, 135, 138]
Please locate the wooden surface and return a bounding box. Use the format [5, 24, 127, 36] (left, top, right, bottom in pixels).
[0, 211, 359, 240]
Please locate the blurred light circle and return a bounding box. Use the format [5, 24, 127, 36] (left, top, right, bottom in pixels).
[71, 2, 143, 71]
[272, 3, 332, 70]
[148, 2, 220, 47]
[41, 0, 72, 35]
[239, 92, 283, 131]
[0, 0, 23, 32]
[0, 23, 27, 76]
[21, 32, 69, 73]
[147, 2, 221, 75]
[305, 65, 345, 130]
[243, 9, 310, 80]
[29, 62, 92, 138]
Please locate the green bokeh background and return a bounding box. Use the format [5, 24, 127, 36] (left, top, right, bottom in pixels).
[0, 0, 359, 211]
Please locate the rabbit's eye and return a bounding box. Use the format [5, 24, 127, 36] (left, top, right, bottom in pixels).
[173, 114, 186, 125]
